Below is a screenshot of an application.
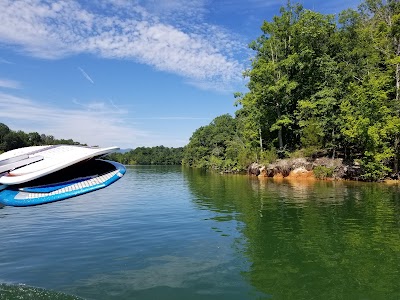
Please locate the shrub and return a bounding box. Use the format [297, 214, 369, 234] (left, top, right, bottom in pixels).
[260, 148, 278, 164]
[360, 160, 391, 181]
[290, 147, 319, 158]
[313, 165, 334, 179]
[209, 155, 223, 170]
[237, 148, 256, 170]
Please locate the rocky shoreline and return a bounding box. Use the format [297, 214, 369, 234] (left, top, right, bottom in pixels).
[247, 157, 363, 181]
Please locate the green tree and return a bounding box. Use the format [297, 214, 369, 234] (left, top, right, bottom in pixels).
[292, 10, 341, 155]
[0, 123, 10, 152]
[336, 1, 400, 179]
[340, 74, 400, 180]
[183, 114, 238, 170]
[361, 0, 400, 174]
[27, 132, 43, 146]
[2, 131, 27, 151]
[237, 3, 302, 151]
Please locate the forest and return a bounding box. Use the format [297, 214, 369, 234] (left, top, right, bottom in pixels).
[107, 146, 183, 166]
[183, 0, 400, 181]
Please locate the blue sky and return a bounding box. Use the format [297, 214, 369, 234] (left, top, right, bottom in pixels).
[0, 0, 361, 149]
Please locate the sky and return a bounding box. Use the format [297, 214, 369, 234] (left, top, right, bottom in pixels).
[0, 0, 361, 149]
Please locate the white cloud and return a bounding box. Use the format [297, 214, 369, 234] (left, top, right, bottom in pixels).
[0, 0, 245, 91]
[0, 92, 201, 148]
[0, 92, 149, 148]
[0, 78, 21, 89]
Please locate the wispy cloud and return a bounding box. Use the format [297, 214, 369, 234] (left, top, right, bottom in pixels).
[78, 67, 94, 84]
[0, 78, 21, 89]
[140, 0, 208, 23]
[0, 92, 148, 148]
[0, 0, 245, 91]
[0, 57, 13, 64]
[214, 0, 283, 10]
[0, 92, 196, 147]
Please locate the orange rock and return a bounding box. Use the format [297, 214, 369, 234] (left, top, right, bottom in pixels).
[259, 169, 267, 177]
[286, 167, 316, 181]
[273, 173, 284, 180]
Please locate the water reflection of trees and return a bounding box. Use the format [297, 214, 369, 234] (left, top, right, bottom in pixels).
[183, 168, 400, 299]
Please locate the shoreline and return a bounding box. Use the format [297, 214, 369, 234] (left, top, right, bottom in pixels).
[247, 156, 399, 184]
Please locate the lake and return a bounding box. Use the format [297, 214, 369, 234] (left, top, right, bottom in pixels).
[1, 166, 400, 299]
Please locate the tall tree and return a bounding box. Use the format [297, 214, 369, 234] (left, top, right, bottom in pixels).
[363, 0, 400, 174]
[339, 0, 400, 177]
[237, 3, 302, 151]
[292, 10, 340, 155]
[0, 123, 10, 151]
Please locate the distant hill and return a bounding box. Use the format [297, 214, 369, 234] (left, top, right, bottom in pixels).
[118, 148, 132, 154]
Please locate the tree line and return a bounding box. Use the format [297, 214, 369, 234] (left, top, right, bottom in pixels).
[0, 123, 183, 166]
[107, 146, 183, 165]
[0, 123, 84, 151]
[183, 0, 400, 181]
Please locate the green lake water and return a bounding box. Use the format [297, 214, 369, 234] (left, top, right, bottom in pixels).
[1, 166, 400, 299]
